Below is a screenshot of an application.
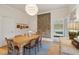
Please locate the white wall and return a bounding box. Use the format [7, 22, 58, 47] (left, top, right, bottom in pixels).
[0, 17, 4, 47]
[0, 5, 28, 19]
[26, 16, 37, 33]
[0, 5, 37, 46]
[0, 17, 2, 36]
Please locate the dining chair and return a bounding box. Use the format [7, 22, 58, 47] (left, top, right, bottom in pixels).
[35, 32, 43, 52]
[39, 35, 42, 47]
[23, 39, 37, 55]
[35, 36, 42, 52]
[5, 38, 19, 55]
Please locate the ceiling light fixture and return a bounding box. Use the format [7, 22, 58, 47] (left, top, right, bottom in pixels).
[25, 4, 38, 16]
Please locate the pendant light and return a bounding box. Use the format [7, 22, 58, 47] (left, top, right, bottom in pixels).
[25, 4, 38, 16]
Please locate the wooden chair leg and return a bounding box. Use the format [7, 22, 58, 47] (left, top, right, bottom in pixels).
[37, 44, 39, 51]
[40, 42, 42, 47]
[17, 51, 19, 55]
[38, 46, 39, 51]
[23, 48, 25, 55]
[29, 48, 31, 55]
[35, 47, 37, 55]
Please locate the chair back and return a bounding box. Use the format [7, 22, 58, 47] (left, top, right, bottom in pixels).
[35, 36, 42, 43]
[14, 35, 23, 38]
[35, 32, 42, 42]
[5, 38, 15, 54]
[29, 39, 36, 47]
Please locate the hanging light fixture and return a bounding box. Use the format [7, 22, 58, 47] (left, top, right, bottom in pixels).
[25, 4, 38, 16]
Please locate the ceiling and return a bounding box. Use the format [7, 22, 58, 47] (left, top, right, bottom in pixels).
[8, 4, 70, 13]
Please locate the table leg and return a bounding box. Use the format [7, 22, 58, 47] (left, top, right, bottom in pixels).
[19, 45, 23, 55]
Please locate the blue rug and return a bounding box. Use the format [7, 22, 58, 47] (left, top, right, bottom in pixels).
[24, 42, 51, 55]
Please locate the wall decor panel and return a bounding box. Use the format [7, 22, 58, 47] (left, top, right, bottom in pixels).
[37, 13, 51, 38]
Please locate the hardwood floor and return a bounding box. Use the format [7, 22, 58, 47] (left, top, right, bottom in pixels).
[0, 38, 79, 55]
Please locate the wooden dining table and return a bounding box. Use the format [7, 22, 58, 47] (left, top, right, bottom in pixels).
[13, 34, 40, 55]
